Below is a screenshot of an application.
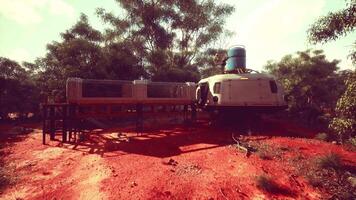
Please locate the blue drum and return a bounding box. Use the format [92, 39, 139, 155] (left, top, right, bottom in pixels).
[225, 46, 246, 73]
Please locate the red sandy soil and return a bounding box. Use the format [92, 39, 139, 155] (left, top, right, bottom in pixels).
[0, 118, 355, 200]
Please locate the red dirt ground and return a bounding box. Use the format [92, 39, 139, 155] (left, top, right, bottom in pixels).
[0, 118, 355, 200]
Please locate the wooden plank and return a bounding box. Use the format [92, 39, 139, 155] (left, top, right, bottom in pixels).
[136, 104, 143, 133]
[42, 105, 47, 144]
[62, 104, 67, 143]
[49, 105, 55, 140]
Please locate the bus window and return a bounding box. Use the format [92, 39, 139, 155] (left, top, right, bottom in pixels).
[213, 82, 221, 94]
[269, 80, 278, 93]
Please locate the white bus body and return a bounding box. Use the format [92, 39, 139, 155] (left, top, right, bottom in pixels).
[197, 73, 287, 113]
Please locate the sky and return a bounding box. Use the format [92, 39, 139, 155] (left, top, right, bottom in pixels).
[0, 0, 355, 72]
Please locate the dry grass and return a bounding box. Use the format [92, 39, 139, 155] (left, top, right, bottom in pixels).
[0, 162, 17, 193]
[314, 132, 329, 141]
[316, 153, 341, 169]
[293, 153, 356, 199]
[255, 144, 285, 160]
[255, 174, 294, 196]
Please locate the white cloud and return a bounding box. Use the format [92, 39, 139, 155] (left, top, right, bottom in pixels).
[0, 0, 75, 25]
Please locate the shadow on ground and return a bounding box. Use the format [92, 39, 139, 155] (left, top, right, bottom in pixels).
[51, 117, 318, 158]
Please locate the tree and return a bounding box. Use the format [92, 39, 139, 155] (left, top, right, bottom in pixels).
[33, 14, 104, 97]
[196, 48, 226, 78]
[308, 0, 355, 43]
[329, 71, 356, 141]
[264, 49, 343, 127]
[96, 0, 234, 82]
[308, 0, 356, 64]
[0, 57, 40, 120]
[34, 14, 144, 98]
[308, 0, 356, 140]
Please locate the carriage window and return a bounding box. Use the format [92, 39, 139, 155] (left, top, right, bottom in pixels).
[269, 80, 278, 93]
[83, 82, 122, 97]
[82, 80, 132, 97]
[213, 82, 221, 94]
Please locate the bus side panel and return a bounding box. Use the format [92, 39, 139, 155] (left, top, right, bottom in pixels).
[220, 80, 260, 106]
[258, 80, 278, 105]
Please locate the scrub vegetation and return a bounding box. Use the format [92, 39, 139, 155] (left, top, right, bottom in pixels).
[296, 153, 356, 199]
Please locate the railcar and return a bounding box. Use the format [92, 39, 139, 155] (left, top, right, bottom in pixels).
[66, 78, 196, 105]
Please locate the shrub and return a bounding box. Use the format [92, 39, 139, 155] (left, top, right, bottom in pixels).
[316, 153, 342, 169]
[344, 137, 356, 151]
[348, 137, 356, 147]
[329, 71, 356, 143]
[305, 173, 323, 187]
[314, 132, 329, 141]
[256, 144, 282, 160]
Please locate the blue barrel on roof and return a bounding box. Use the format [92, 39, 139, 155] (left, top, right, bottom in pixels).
[225, 46, 246, 72]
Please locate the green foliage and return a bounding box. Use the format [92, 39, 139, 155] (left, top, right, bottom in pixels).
[308, 0, 355, 43]
[308, 0, 356, 65]
[264, 49, 344, 127]
[32, 14, 145, 97]
[151, 67, 200, 82]
[308, 0, 355, 140]
[34, 14, 107, 96]
[196, 48, 226, 78]
[329, 71, 356, 142]
[97, 0, 234, 82]
[0, 57, 40, 120]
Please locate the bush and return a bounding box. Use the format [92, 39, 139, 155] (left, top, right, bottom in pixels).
[256, 144, 282, 160]
[345, 137, 356, 151]
[302, 153, 356, 199]
[348, 137, 356, 147]
[314, 132, 329, 141]
[305, 173, 323, 187]
[264, 50, 344, 128]
[329, 71, 356, 143]
[316, 153, 342, 169]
